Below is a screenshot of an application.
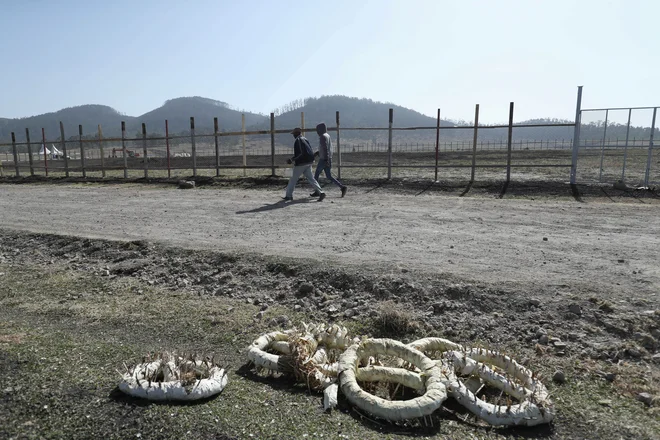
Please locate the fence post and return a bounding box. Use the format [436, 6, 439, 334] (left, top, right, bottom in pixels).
[336, 111, 341, 179]
[387, 108, 393, 180]
[569, 86, 583, 184]
[142, 123, 148, 178]
[434, 108, 440, 182]
[11, 132, 19, 177]
[97, 125, 105, 178]
[598, 110, 609, 182]
[270, 113, 275, 177]
[214, 117, 220, 177]
[165, 120, 171, 178]
[190, 117, 196, 177]
[621, 109, 632, 181]
[42, 128, 48, 176]
[470, 104, 480, 182]
[121, 121, 128, 179]
[60, 121, 69, 177]
[242, 114, 246, 176]
[301, 111, 305, 136]
[506, 102, 514, 183]
[78, 125, 86, 178]
[644, 107, 657, 187]
[26, 128, 34, 176]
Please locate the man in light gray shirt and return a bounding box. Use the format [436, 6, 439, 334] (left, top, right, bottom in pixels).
[311, 122, 347, 197]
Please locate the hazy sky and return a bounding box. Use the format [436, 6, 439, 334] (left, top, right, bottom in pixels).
[1, 0, 658, 124]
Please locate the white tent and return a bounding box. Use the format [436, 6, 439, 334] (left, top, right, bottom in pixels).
[37, 144, 51, 156]
[37, 144, 64, 158]
[50, 144, 63, 156]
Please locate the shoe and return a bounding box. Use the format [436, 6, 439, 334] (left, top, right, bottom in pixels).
[309, 191, 321, 197]
[318, 193, 326, 202]
[340, 186, 347, 197]
[281, 196, 293, 201]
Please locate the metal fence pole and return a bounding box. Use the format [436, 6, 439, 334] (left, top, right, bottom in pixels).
[60, 121, 69, 177]
[270, 113, 275, 176]
[78, 124, 86, 178]
[598, 110, 609, 182]
[121, 121, 128, 179]
[42, 128, 48, 176]
[621, 109, 632, 181]
[26, 128, 34, 176]
[336, 111, 341, 179]
[434, 108, 440, 182]
[10, 132, 19, 176]
[142, 123, 148, 178]
[214, 117, 220, 177]
[98, 125, 105, 178]
[190, 117, 196, 177]
[387, 108, 393, 180]
[506, 102, 514, 183]
[644, 107, 657, 186]
[470, 104, 480, 182]
[570, 86, 583, 184]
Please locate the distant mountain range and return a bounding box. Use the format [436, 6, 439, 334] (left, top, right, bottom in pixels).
[1, 95, 657, 144]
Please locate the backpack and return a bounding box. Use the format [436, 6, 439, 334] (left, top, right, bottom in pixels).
[298, 137, 315, 163]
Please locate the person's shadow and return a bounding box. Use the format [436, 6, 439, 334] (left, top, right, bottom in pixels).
[236, 198, 318, 214]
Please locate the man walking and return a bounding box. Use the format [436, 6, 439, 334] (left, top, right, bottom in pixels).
[283, 128, 325, 202]
[311, 122, 347, 197]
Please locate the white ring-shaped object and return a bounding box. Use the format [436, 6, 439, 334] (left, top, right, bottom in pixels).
[119, 359, 228, 401]
[409, 338, 554, 426]
[338, 338, 447, 421]
[247, 330, 292, 372]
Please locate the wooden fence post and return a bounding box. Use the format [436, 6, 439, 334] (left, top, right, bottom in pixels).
[434, 109, 440, 182]
[241, 114, 246, 176]
[26, 128, 34, 176]
[506, 102, 514, 183]
[142, 123, 148, 178]
[336, 111, 341, 179]
[214, 117, 220, 177]
[190, 117, 196, 177]
[42, 128, 48, 176]
[11, 132, 19, 176]
[165, 120, 171, 178]
[97, 125, 105, 178]
[79, 124, 86, 177]
[470, 104, 480, 182]
[121, 121, 128, 179]
[60, 121, 69, 177]
[387, 108, 393, 180]
[270, 113, 275, 177]
[644, 107, 657, 187]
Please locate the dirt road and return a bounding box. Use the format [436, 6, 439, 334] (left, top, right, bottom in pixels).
[1, 182, 658, 295]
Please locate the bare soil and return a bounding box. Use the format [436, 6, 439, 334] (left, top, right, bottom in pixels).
[0, 178, 659, 439]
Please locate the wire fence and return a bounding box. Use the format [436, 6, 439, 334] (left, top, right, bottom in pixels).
[1, 95, 657, 186]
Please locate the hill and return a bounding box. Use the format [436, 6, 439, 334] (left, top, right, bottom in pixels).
[137, 97, 267, 135]
[257, 95, 456, 145]
[1, 105, 134, 142]
[0, 98, 268, 142]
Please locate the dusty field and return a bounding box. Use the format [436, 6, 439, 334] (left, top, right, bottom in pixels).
[0, 179, 659, 439]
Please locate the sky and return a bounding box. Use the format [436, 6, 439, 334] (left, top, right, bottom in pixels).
[1, 0, 658, 124]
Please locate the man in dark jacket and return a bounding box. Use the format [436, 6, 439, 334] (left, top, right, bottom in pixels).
[311, 123, 347, 197]
[283, 128, 325, 201]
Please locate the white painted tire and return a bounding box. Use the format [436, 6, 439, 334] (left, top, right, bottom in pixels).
[119, 359, 228, 401]
[409, 338, 555, 426]
[338, 338, 448, 421]
[247, 330, 292, 372]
